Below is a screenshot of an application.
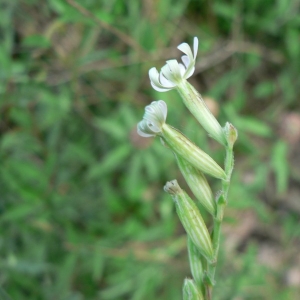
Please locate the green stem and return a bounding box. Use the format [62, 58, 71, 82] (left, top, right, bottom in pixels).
[205, 146, 234, 299]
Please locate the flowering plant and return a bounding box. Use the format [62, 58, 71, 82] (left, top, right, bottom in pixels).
[138, 37, 237, 300]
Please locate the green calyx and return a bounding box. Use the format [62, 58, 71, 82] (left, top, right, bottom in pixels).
[177, 81, 226, 146]
[175, 155, 216, 216]
[183, 278, 204, 300]
[164, 180, 214, 262]
[161, 124, 226, 180]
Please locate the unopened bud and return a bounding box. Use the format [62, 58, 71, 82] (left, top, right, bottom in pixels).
[187, 237, 204, 288]
[215, 191, 226, 221]
[183, 278, 204, 300]
[223, 122, 238, 149]
[175, 155, 216, 216]
[164, 180, 214, 262]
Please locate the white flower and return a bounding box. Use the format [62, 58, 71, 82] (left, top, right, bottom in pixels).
[137, 100, 168, 137]
[149, 37, 198, 92]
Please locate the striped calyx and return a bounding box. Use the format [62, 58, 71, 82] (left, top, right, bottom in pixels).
[175, 155, 216, 215]
[161, 124, 226, 180]
[164, 180, 214, 262]
[187, 237, 204, 289]
[176, 81, 226, 146]
[183, 278, 204, 300]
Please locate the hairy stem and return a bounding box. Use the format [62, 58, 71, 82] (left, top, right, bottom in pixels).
[205, 146, 234, 299]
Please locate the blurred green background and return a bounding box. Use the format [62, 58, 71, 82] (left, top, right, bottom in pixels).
[1, 0, 300, 299]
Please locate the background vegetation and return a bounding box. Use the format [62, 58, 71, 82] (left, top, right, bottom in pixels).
[1, 0, 300, 299]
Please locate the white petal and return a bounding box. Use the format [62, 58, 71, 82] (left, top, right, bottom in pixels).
[193, 37, 199, 59]
[150, 81, 171, 92]
[138, 100, 168, 138]
[184, 66, 195, 79]
[181, 55, 190, 68]
[149, 67, 159, 80]
[161, 65, 174, 82]
[157, 100, 168, 120]
[147, 121, 160, 133]
[159, 72, 176, 88]
[162, 60, 182, 82]
[148, 37, 199, 92]
[179, 63, 186, 77]
[144, 100, 167, 125]
[177, 40, 195, 79]
[137, 129, 154, 138]
[183, 55, 195, 78]
[177, 42, 193, 60]
[149, 67, 172, 92]
[137, 122, 155, 137]
[149, 68, 165, 88]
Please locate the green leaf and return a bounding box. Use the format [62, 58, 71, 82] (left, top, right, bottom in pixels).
[87, 144, 131, 179]
[92, 244, 105, 281]
[124, 154, 143, 199]
[285, 28, 300, 59]
[235, 117, 273, 137]
[93, 118, 126, 141]
[22, 35, 51, 48]
[56, 253, 78, 295]
[1, 204, 42, 222]
[271, 140, 289, 194]
[254, 81, 275, 98]
[0, 286, 12, 300]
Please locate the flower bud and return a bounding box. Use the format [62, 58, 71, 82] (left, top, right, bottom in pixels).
[223, 122, 238, 149]
[177, 81, 226, 146]
[215, 191, 226, 222]
[187, 237, 205, 289]
[175, 155, 216, 215]
[164, 180, 214, 262]
[162, 124, 226, 180]
[183, 278, 204, 300]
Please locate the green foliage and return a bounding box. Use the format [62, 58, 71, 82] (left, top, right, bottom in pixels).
[1, 0, 300, 299]
[271, 140, 289, 194]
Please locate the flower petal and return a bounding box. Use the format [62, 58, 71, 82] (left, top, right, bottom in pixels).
[177, 42, 193, 59]
[181, 55, 190, 68]
[144, 100, 167, 125]
[179, 63, 186, 77]
[148, 37, 199, 91]
[137, 121, 156, 137]
[159, 72, 176, 88]
[150, 81, 171, 92]
[184, 66, 195, 79]
[137, 101, 168, 137]
[178, 38, 197, 79]
[149, 68, 166, 88]
[149, 67, 173, 92]
[162, 60, 182, 83]
[157, 100, 168, 120]
[193, 37, 199, 59]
